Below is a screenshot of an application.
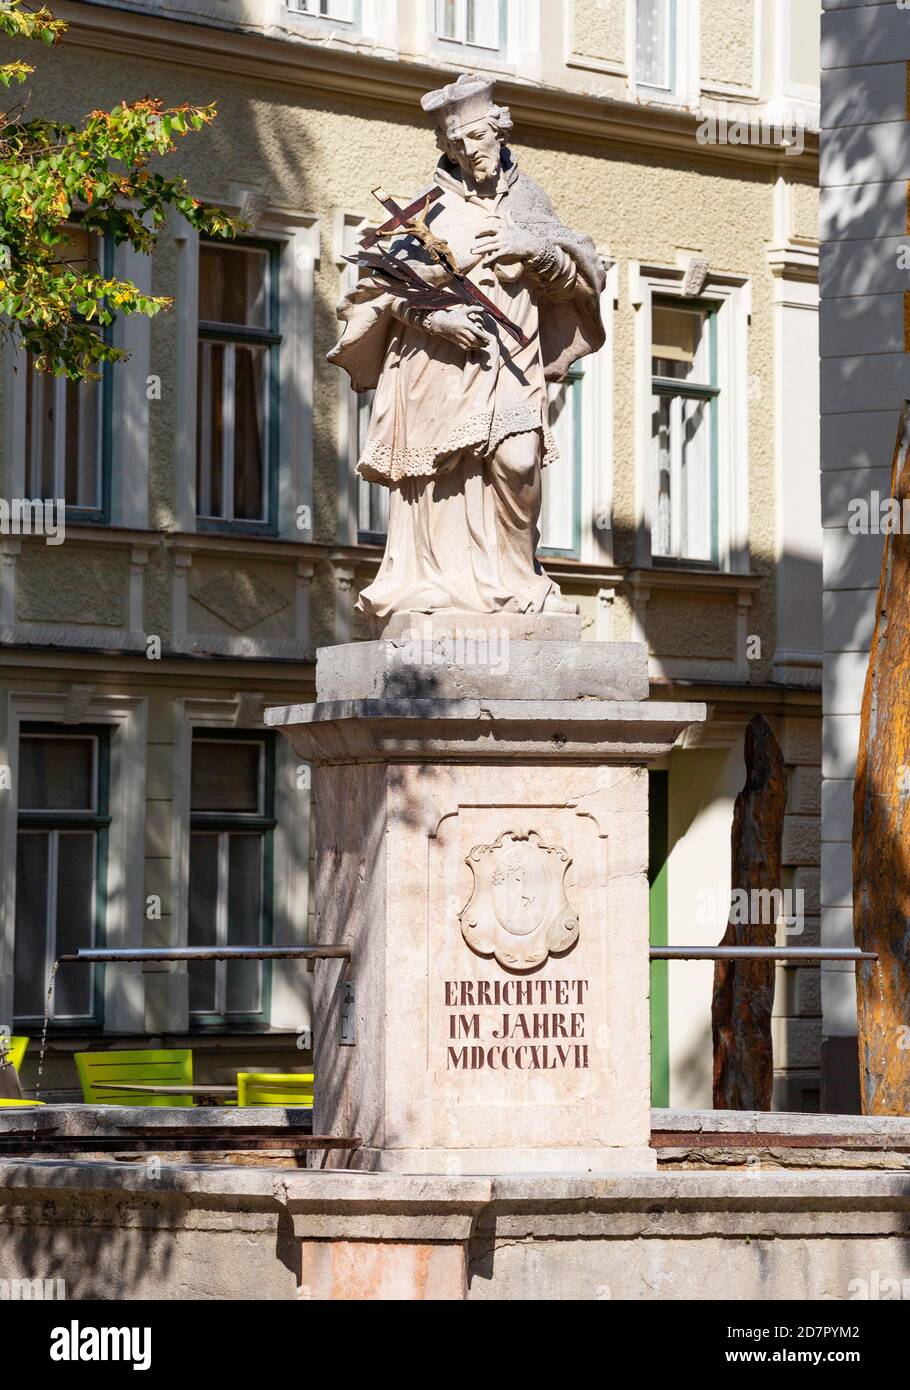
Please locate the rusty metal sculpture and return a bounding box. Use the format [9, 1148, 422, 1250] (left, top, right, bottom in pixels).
[712, 713, 787, 1110]
[853, 401, 910, 1115]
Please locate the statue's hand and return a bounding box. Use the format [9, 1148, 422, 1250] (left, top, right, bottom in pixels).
[425, 305, 494, 354]
[472, 225, 545, 267]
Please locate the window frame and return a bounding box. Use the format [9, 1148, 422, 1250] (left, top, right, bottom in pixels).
[434, 0, 507, 52]
[428, 0, 511, 59]
[631, 262, 751, 577]
[13, 723, 111, 1030]
[334, 210, 389, 547]
[287, 0, 360, 27]
[187, 728, 276, 1030]
[174, 208, 319, 543]
[539, 363, 585, 561]
[627, 0, 700, 107]
[195, 237, 282, 537]
[21, 228, 114, 525]
[634, 0, 678, 96]
[650, 297, 721, 569]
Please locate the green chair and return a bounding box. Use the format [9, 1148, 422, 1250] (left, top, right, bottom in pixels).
[0, 1037, 28, 1072]
[236, 1072, 314, 1107]
[75, 1049, 194, 1107]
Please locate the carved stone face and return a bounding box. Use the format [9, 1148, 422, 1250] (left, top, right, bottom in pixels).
[445, 116, 502, 187]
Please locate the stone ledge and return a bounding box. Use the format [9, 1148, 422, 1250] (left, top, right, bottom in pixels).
[653, 1107, 910, 1139]
[316, 639, 649, 703]
[0, 1105, 315, 1136]
[4, 1159, 910, 1209]
[266, 698, 707, 763]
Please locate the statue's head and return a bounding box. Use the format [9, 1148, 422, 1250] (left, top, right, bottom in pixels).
[421, 74, 513, 187]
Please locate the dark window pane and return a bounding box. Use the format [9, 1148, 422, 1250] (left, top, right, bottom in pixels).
[191, 741, 261, 813]
[64, 375, 101, 509]
[226, 833, 263, 1014]
[232, 344, 267, 521]
[25, 362, 57, 499]
[13, 833, 49, 1019]
[188, 833, 219, 1014]
[19, 736, 95, 811]
[198, 245, 268, 328]
[53, 832, 96, 1018]
[196, 341, 225, 517]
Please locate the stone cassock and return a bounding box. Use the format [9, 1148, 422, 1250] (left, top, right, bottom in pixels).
[328, 73, 606, 629]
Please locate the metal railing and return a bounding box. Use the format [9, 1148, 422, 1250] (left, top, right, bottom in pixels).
[650, 947, 876, 962]
[57, 946, 350, 964]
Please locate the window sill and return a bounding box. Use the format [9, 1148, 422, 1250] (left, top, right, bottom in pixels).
[626, 567, 761, 597]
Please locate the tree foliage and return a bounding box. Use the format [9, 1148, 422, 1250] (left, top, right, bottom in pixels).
[0, 0, 235, 379]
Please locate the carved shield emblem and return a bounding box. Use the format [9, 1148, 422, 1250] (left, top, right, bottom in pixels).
[459, 830, 579, 969]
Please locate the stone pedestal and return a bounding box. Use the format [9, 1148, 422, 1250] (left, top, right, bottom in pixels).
[267, 634, 704, 1175]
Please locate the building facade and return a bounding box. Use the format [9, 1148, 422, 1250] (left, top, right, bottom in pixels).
[0, 0, 822, 1107]
[820, 0, 910, 1113]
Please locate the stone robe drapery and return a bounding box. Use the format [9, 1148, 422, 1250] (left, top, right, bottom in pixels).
[328, 153, 606, 624]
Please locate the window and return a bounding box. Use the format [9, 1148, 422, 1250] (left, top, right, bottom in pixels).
[540, 367, 583, 557]
[635, 0, 677, 93]
[196, 242, 280, 531]
[188, 733, 275, 1025]
[24, 227, 111, 519]
[292, 0, 354, 18]
[356, 391, 389, 542]
[436, 0, 503, 50]
[14, 729, 110, 1025]
[650, 300, 719, 565]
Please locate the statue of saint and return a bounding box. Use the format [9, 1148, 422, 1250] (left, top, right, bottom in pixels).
[328, 73, 606, 631]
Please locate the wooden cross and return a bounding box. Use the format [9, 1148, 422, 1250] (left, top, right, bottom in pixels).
[359, 185, 443, 249]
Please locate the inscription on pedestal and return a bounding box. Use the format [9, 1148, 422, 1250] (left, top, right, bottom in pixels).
[443, 977, 590, 1071]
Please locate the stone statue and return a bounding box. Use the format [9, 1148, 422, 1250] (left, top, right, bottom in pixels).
[328, 73, 606, 632]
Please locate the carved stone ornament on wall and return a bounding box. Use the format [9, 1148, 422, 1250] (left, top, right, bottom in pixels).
[458, 830, 580, 970]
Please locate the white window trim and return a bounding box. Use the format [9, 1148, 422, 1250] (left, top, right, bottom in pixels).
[564, 0, 628, 78]
[421, 0, 539, 72]
[0, 689, 148, 1034]
[629, 260, 751, 575]
[626, 0, 700, 107]
[699, 0, 761, 101]
[334, 209, 374, 548]
[541, 255, 617, 565]
[763, 0, 819, 131]
[580, 257, 618, 566]
[174, 203, 320, 542]
[283, 0, 399, 49]
[171, 699, 311, 1035]
[3, 237, 151, 530]
[288, 0, 358, 22]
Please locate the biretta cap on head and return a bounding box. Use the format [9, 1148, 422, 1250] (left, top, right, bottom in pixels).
[420, 73, 497, 138]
